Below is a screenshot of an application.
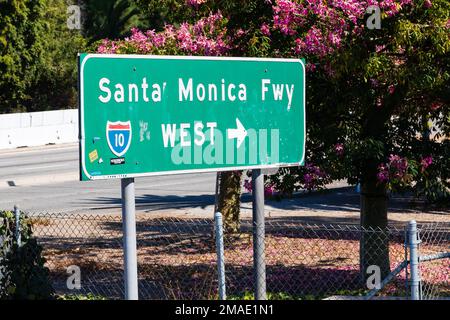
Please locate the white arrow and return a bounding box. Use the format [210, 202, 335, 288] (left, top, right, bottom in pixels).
[227, 118, 247, 148]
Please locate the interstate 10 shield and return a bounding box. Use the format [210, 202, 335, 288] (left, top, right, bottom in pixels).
[106, 121, 132, 158]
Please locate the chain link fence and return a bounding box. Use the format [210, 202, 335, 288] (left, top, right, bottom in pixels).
[2, 211, 449, 300]
[417, 223, 450, 300]
[225, 219, 415, 299]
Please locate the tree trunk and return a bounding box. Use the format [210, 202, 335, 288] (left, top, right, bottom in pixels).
[358, 92, 398, 282]
[217, 171, 242, 233]
[360, 174, 390, 280]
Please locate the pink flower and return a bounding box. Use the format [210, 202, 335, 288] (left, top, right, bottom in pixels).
[97, 39, 109, 53]
[125, 28, 153, 53]
[328, 32, 341, 47]
[264, 185, 276, 197]
[294, 38, 305, 54]
[377, 154, 411, 184]
[323, 62, 335, 77]
[423, 0, 432, 8]
[375, 45, 386, 53]
[260, 23, 271, 36]
[420, 156, 433, 171]
[187, 0, 206, 7]
[272, 0, 304, 35]
[430, 102, 442, 111]
[305, 62, 316, 73]
[370, 79, 379, 88]
[304, 173, 313, 185]
[376, 97, 383, 108]
[334, 143, 344, 156]
[303, 26, 328, 57]
[96, 39, 120, 54]
[388, 85, 395, 94]
[281, 0, 412, 58]
[163, 24, 176, 40]
[244, 179, 252, 192]
[236, 29, 245, 37]
[389, 154, 408, 170]
[377, 164, 390, 183]
[302, 163, 328, 190]
[153, 34, 166, 47]
[388, 154, 409, 179]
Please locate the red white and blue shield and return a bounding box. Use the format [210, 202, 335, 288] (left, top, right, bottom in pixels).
[106, 121, 132, 157]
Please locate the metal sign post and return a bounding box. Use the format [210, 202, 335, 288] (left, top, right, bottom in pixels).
[214, 172, 221, 214]
[252, 169, 267, 300]
[121, 177, 138, 300]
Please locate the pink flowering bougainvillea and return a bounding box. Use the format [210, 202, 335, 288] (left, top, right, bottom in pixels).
[375, 154, 433, 190]
[97, 12, 231, 56]
[270, 0, 414, 58]
[97, 0, 418, 63]
[302, 163, 330, 190]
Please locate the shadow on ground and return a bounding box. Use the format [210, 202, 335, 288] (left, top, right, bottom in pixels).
[81, 186, 449, 216]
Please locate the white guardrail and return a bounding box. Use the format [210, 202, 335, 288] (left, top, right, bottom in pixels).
[0, 109, 78, 149]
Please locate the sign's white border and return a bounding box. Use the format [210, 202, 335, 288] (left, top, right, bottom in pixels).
[79, 53, 306, 180]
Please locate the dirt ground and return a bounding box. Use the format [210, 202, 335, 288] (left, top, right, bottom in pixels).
[29, 186, 448, 299]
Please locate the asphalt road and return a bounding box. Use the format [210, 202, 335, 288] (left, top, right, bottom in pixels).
[0, 143, 218, 213]
[0, 143, 358, 218]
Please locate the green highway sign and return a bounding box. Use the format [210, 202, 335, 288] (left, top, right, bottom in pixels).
[78, 54, 305, 181]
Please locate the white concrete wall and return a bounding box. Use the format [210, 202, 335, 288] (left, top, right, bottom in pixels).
[0, 109, 78, 149]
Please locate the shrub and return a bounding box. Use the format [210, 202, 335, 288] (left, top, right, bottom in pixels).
[58, 293, 107, 300]
[0, 210, 54, 299]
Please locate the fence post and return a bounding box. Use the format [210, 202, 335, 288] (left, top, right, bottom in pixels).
[14, 205, 21, 247]
[408, 220, 421, 300]
[252, 168, 267, 300]
[214, 212, 226, 300]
